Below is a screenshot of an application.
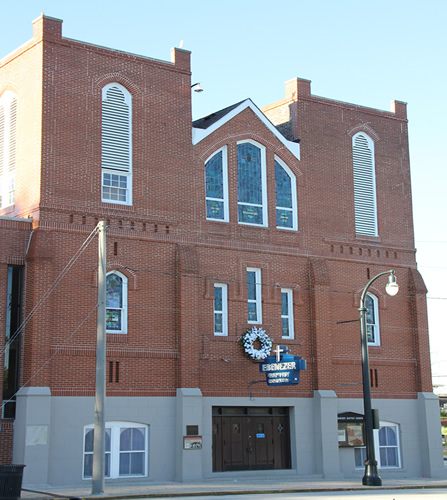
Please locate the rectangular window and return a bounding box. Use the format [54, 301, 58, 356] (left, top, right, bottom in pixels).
[247, 268, 262, 324]
[102, 171, 131, 204]
[214, 284, 228, 336]
[281, 289, 294, 339]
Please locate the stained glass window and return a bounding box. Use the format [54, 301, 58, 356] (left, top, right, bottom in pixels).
[213, 284, 227, 335]
[237, 142, 265, 225]
[275, 160, 294, 229]
[205, 150, 225, 220]
[247, 269, 262, 323]
[365, 293, 379, 344]
[281, 290, 293, 338]
[106, 272, 127, 334]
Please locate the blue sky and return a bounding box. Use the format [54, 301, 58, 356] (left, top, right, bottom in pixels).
[2, 1, 447, 389]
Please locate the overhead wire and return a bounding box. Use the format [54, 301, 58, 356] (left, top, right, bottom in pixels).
[0, 225, 100, 359]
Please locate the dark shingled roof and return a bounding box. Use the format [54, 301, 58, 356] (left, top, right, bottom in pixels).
[192, 100, 247, 129]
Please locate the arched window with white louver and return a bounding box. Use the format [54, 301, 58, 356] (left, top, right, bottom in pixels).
[101, 83, 132, 205]
[352, 133, 377, 236]
[0, 91, 17, 209]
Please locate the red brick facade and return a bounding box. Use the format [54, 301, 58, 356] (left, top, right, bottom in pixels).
[0, 15, 439, 482]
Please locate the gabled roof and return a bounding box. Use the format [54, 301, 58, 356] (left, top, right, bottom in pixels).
[192, 99, 300, 160]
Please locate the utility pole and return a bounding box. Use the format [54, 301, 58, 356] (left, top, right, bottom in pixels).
[92, 221, 106, 494]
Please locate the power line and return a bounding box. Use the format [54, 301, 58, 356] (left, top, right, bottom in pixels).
[0, 225, 100, 359]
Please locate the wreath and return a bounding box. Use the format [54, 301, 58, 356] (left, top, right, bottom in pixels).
[240, 326, 273, 360]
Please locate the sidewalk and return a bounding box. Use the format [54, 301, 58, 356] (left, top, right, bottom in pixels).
[20, 474, 447, 500]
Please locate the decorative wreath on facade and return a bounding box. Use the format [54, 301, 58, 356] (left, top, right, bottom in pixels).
[240, 326, 273, 360]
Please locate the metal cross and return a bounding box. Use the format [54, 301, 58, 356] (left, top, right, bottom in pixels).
[273, 345, 285, 363]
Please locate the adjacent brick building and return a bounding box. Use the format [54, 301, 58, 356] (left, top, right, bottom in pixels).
[0, 14, 443, 487]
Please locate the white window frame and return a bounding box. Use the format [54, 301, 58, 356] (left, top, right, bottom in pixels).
[213, 283, 228, 336]
[205, 146, 229, 222]
[274, 156, 298, 231]
[237, 140, 268, 227]
[106, 271, 128, 334]
[83, 421, 148, 479]
[281, 288, 294, 339]
[366, 292, 380, 346]
[0, 91, 17, 209]
[101, 83, 132, 206]
[352, 132, 378, 236]
[247, 268, 262, 324]
[354, 421, 401, 469]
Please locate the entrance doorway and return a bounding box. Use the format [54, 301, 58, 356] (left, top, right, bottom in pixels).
[212, 407, 291, 472]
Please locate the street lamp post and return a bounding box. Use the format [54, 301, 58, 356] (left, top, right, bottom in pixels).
[359, 270, 399, 486]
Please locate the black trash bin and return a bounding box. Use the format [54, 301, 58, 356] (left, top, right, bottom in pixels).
[0, 465, 25, 500]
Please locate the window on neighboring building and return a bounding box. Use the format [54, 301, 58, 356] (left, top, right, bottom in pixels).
[106, 271, 128, 334]
[352, 133, 377, 236]
[237, 141, 267, 226]
[213, 283, 228, 336]
[102, 83, 132, 205]
[205, 147, 228, 221]
[0, 92, 17, 209]
[355, 422, 401, 469]
[365, 293, 380, 346]
[281, 289, 294, 339]
[275, 158, 297, 230]
[247, 268, 262, 323]
[83, 422, 148, 479]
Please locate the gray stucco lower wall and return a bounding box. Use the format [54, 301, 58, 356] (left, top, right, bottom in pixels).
[337, 394, 445, 479]
[14, 389, 445, 487]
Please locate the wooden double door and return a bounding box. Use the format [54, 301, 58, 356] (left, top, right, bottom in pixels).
[212, 407, 291, 472]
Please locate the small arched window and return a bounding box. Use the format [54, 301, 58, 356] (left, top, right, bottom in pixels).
[355, 421, 401, 469]
[237, 140, 267, 226]
[365, 292, 380, 346]
[205, 146, 228, 221]
[106, 271, 128, 334]
[352, 133, 377, 236]
[275, 157, 297, 230]
[101, 83, 132, 205]
[83, 422, 147, 479]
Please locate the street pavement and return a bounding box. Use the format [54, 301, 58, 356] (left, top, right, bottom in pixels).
[20, 469, 447, 500]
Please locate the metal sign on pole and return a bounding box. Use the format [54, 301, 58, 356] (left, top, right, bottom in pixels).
[92, 221, 106, 494]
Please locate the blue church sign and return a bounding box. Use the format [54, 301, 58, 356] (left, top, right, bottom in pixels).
[259, 345, 306, 386]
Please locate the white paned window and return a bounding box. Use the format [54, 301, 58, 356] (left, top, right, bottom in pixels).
[275, 157, 298, 230]
[352, 133, 377, 236]
[247, 268, 262, 323]
[205, 147, 229, 222]
[0, 92, 17, 209]
[281, 289, 294, 339]
[213, 283, 228, 336]
[102, 83, 132, 205]
[106, 271, 128, 334]
[83, 422, 148, 479]
[355, 422, 401, 469]
[237, 141, 268, 227]
[366, 293, 380, 346]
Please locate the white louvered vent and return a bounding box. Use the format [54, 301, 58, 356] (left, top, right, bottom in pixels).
[102, 86, 131, 172]
[352, 133, 378, 236]
[8, 97, 17, 173]
[0, 105, 4, 177]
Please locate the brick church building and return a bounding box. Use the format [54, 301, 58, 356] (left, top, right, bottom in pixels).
[0, 15, 443, 487]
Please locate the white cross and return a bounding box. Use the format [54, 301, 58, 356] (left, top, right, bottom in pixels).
[273, 345, 285, 363]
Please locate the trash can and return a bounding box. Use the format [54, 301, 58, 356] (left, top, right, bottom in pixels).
[0, 465, 25, 500]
